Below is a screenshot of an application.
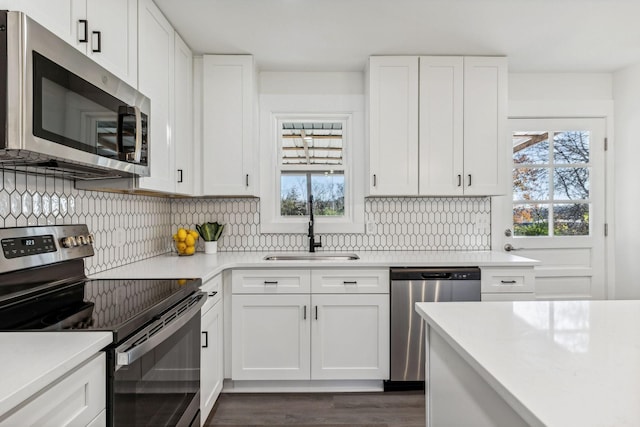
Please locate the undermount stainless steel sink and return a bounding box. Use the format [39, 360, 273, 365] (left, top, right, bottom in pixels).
[263, 253, 360, 261]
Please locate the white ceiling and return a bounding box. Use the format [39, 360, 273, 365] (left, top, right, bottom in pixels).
[154, 0, 640, 73]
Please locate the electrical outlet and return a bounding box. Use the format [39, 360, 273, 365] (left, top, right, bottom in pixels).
[366, 221, 377, 234]
[114, 228, 126, 247]
[474, 214, 490, 234]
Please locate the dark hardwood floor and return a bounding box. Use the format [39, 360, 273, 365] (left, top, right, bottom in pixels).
[204, 391, 425, 427]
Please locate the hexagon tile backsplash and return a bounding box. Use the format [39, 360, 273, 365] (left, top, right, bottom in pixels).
[1, 170, 491, 274]
[0, 170, 171, 274]
[173, 197, 491, 252]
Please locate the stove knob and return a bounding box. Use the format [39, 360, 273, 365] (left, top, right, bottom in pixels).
[60, 236, 77, 248]
[77, 235, 87, 246]
[86, 234, 95, 245]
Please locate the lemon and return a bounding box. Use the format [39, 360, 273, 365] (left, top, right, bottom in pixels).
[184, 246, 195, 255]
[189, 230, 199, 239]
[176, 242, 187, 253]
[176, 228, 187, 242]
[173, 233, 179, 241]
[185, 235, 195, 247]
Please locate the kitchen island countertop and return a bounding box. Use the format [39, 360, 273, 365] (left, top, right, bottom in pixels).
[416, 300, 640, 426]
[91, 250, 539, 282]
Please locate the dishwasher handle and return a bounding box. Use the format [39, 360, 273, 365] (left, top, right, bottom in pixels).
[420, 272, 452, 280]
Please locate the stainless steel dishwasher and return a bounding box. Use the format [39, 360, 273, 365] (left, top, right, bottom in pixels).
[387, 267, 481, 389]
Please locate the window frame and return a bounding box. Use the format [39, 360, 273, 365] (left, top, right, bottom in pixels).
[259, 95, 365, 234]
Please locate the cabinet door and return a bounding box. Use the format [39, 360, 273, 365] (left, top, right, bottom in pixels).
[173, 33, 195, 196]
[201, 300, 223, 425]
[85, 0, 138, 88]
[368, 56, 419, 196]
[232, 294, 310, 380]
[311, 294, 389, 380]
[0, 0, 77, 47]
[202, 55, 256, 196]
[419, 56, 464, 195]
[463, 56, 508, 196]
[137, 0, 175, 193]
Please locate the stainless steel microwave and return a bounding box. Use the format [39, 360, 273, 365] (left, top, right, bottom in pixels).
[0, 11, 150, 179]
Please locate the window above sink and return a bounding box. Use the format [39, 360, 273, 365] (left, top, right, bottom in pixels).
[259, 94, 365, 234]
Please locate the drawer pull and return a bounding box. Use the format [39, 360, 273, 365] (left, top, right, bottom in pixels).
[208, 291, 217, 297]
[264, 281, 278, 285]
[343, 281, 358, 285]
[500, 280, 517, 284]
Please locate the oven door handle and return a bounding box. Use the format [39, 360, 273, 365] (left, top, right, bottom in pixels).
[115, 292, 206, 367]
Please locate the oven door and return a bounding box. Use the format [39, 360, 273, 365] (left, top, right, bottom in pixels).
[108, 292, 206, 427]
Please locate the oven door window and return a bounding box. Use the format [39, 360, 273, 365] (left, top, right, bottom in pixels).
[113, 314, 200, 427]
[32, 51, 148, 166]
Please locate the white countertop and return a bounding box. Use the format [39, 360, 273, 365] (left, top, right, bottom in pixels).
[416, 300, 640, 427]
[91, 250, 538, 282]
[0, 332, 112, 416]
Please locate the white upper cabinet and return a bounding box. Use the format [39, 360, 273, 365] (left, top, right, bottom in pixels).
[462, 57, 508, 196]
[0, 0, 138, 88]
[367, 56, 419, 196]
[79, 0, 138, 88]
[137, 0, 175, 193]
[201, 55, 257, 196]
[418, 56, 464, 195]
[368, 55, 507, 196]
[173, 33, 195, 196]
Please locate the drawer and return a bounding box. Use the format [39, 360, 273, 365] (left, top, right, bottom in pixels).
[0, 353, 106, 427]
[232, 269, 311, 294]
[480, 267, 535, 293]
[311, 269, 389, 294]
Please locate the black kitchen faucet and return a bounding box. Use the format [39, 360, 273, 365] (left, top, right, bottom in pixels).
[308, 195, 322, 252]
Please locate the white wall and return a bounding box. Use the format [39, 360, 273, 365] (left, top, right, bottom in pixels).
[613, 64, 640, 299]
[259, 71, 363, 95]
[509, 73, 612, 101]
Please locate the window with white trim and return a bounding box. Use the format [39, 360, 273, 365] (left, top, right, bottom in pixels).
[259, 104, 365, 234]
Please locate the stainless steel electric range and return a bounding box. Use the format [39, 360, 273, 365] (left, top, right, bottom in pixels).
[0, 224, 205, 427]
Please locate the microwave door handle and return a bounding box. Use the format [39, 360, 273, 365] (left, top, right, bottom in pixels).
[133, 106, 142, 163]
[115, 292, 206, 367]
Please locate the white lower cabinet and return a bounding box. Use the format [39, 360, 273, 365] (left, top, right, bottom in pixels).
[480, 266, 536, 301]
[311, 294, 389, 380]
[200, 274, 223, 425]
[231, 268, 390, 382]
[232, 294, 311, 380]
[0, 353, 106, 427]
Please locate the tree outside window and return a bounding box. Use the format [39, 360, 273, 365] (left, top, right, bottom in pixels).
[512, 130, 591, 237]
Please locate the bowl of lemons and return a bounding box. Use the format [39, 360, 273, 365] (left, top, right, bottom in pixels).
[173, 227, 199, 256]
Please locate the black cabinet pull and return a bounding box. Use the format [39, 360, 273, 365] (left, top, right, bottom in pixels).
[245, 174, 249, 186]
[177, 169, 183, 183]
[457, 174, 462, 187]
[92, 31, 101, 53]
[468, 174, 472, 187]
[264, 280, 278, 285]
[343, 281, 357, 285]
[78, 19, 88, 43]
[373, 174, 377, 187]
[315, 306, 318, 320]
[500, 280, 517, 284]
[303, 305, 307, 320]
[202, 331, 208, 348]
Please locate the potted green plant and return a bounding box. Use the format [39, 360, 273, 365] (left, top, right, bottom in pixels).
[195, 222, 225, 254]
